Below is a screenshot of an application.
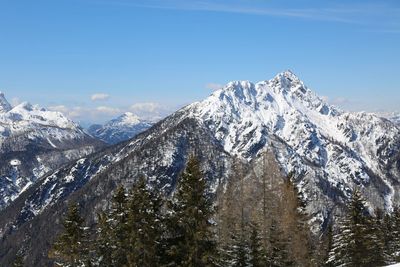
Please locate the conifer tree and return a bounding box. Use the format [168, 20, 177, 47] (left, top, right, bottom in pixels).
[367, 209, 386, 265]
[12, 254, 24, 267]
[94, 211, 113, 267]
[327, 189, 385, 267]
[166, 156, 216, 266]
[249, 223, 263, 267]
[109, 186, 129, 266]
[49, 203, 90, 267]
[232, 219, 249, 267]
[268, 217, 291, 267]
[126, 176, 164, 267]
[386, 206, 400, 263]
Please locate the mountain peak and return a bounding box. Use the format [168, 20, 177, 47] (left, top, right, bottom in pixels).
[269, 70, 304, 93]
[89, 112, 153, 144]
[0, 91, 12, 113]
[113, 112, 141, 125]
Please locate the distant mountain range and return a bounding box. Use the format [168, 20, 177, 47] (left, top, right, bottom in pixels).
[87, 112, 154, 144]
[0, 92, 103, 210]
[1, 72, 400, 265]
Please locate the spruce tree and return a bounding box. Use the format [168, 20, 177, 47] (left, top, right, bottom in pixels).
[366, 209, 386, 266]
[12, 254, 24, 267]
[109, 186, 129, 266]
[49, 203, 90, 267]
[386, 206, 400, 263]
[166, 156, 216, 266]
[126, 176, 164, 267]
[249, 223, 263, 267]
[327, 189, 384, 267]
[268, 217, 291, 267]
[94, 211, 113, 267]
[232, 220, 249, 267]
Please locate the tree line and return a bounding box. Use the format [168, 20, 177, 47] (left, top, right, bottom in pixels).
[12, 155, 400, 267]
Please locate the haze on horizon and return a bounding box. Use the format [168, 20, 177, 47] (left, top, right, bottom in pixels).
[0, 0, 399, 124]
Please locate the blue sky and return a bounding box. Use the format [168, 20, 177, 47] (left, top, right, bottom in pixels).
[0, 0, 399, 124]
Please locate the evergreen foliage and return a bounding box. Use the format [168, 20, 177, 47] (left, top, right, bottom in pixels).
[125, 176, 164, 266]
[327, 189, 385, 267]
[249, 223, 263, 267]
[165, 156, 217, 266]
[47, 156, 400, 267]
[12, 254, 24, 267]
[49, 203, 90, 267]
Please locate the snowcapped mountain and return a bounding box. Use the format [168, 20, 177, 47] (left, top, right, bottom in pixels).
[0, 92, 12, 113]
[1, 72, 400, 264]
[186, 71, 400, 224]
[88, 112, 154, 144]
[0, 92, 104, 210]
[389, 113, 400, 126]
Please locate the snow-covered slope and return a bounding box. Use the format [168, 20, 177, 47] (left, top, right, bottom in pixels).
[0, 92, 12, 113]
[0, 93, 103, 210]
[1, 72, 400, 264]
[185, 71, 400, 219]
[88, 112, 154, 144]
[389, 113, 400, 126]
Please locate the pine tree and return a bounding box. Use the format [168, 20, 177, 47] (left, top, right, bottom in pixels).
[249, 223, 263, 267]
[94, 211, 113, 267]
[126, 176, 164, 267]
[366, 209, 386, 266]
[327, 189, 385, 267]
[386, 206, 400, 263]
[322, 223, 334, 267]
[232, 220, 249, 267]
[12, 253, 24, 267]
[49, 203, 90, 267]
[166, 156, 217, 266]
[382, 212, 395, 264]
[109, 186, 129, 266]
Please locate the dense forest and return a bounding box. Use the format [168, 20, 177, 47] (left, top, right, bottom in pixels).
[13, 156, 400, 267]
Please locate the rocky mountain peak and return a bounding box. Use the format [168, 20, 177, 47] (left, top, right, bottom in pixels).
[0, 91, 12, 113]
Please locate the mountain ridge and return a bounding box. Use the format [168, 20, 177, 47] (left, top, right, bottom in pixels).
[87, 112, 154, 144]
[0, 92, 104, 211]
[0, 71, 399, 264]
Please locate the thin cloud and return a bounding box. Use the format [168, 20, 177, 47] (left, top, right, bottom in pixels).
[130, 102, 161, 113]
[96, 106, 120, 115]
[10, 97, 21, 107]
[330, 97, 350, 105]
[206, 83, 224, 91]
[91, 93, 110, 101]
[130, 102, 179, 121]
[96, 0, 400, 31]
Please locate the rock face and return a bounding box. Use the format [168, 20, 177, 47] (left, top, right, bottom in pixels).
[88, 112, 154, 144]
[0, 93, 104, 210]
[0, 72, 400, 265]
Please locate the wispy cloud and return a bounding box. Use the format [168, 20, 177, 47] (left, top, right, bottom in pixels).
[95, 0, 400, 32]
[205, 83, 224, 91]
[91, 93, 110, 101]
[96, 106, 121, 115]
[10, 97, 21, 107]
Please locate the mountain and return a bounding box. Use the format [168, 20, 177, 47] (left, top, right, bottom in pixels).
[376, 112, 400, 127]
[389, 113, 400, 126]
[0, 92, 104, 211]
[0, 92, 12, 113]
[1, 71, 400, 265]
[88, 112, 154, 144]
